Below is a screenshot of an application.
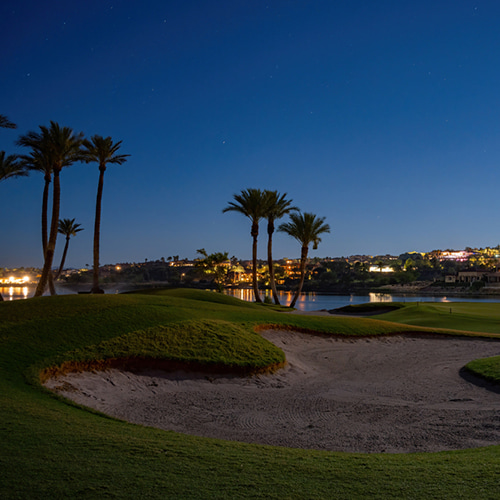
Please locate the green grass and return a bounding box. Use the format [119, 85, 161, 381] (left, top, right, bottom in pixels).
[2, 289, 500, 499]
[368, 301, 500, 334]
[44, 319, 287, 378]
[466, 355, 500, 384]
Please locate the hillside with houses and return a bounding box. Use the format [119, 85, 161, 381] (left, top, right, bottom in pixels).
[3, 245, 500, 296]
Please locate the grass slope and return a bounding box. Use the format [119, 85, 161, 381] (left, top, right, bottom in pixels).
[1, 290, 500, 499]
[368, 301, 500, 334]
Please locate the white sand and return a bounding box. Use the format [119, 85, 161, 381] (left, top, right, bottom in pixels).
[44, 330, 500, 453]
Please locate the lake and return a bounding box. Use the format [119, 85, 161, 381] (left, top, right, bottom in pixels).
[3, 285, 500, 310]
[0, 286, 32, 300]
[223, 289, 500, 311]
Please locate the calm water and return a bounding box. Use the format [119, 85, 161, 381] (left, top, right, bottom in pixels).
[3, 285, 500, 310]
[0, 284, 129, 300]
[224, 289, 500, 311]
[0, 286, 33, 300]
[0, 285, 80, 300]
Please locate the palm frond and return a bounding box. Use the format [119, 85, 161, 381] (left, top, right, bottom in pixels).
[82, 135, 130, 166]
[278, 211, 330, 246]
[222, 188, 267, 221]
[0, 114, 16, 129]
[58, 218, 84, 237]
[17, 121, 85, 171]
[0, 151, 27, 182]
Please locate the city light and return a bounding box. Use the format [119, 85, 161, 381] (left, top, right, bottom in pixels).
[1, 276, 31, 285]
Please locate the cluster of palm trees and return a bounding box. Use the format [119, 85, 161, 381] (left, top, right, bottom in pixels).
[223, 188, 330, 308]
[0, 115, 129, 299]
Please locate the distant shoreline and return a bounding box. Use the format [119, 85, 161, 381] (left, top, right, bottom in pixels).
[3, 281, 500, 299]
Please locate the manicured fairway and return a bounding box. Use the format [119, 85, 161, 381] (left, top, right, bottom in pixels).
[368, 301, 500, 334]
[1, 290, 500, 499]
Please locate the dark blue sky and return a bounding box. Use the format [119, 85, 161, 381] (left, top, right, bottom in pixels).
[2, 1, 500, 268]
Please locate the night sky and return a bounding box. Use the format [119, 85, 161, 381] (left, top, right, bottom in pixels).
[2, 1, 500, 269]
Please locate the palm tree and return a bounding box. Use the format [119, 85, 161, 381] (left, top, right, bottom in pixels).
[19, 150, 58, 295]
[263, 190, 298, 305]
[17, 122, 85, 297]
[278, 212, 330, 308]
[82, 135, 130, 294]
[223, 188, 268, 303]
[56, 219, 84, 279]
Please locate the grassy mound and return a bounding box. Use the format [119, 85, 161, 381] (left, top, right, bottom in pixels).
[465, 355, 500, 385]
[42, 319, 286, 380]
[2, 289, 500, 499]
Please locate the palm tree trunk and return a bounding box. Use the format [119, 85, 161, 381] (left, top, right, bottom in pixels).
[35, 170, 61, 297]
[41, 177, 57, 296]
[267, 220, 280, 305]
[92, 167, 105, 293]
[251, 221, 262, 303]
[48, 270, 56, 295]
[41, 176, 49, 254]
[56, 237, 70, 280]
[289, 246, 308, 308]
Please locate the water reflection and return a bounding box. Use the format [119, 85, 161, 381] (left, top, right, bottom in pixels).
[368, 292, 393, 302]
[227, 288, 314, 309]
[1, 286, 31, 301]
[225, 289, 353, 310]
[227, 289, 382, 310]
[223, 289, 500, 311]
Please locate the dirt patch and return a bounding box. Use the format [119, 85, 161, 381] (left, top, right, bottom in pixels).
[44, 331, 500, 453]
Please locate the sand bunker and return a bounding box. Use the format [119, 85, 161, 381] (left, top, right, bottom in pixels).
[45, 331, 500, 453]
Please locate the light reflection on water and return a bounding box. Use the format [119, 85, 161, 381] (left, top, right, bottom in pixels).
[224, 289, 500, 311]
[1, 286, 30, 301]
[0, 285, 75, 301]
[3, 286, 500, 309]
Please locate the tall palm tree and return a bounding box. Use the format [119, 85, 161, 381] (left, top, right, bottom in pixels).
[223, 188, 268, 303]
[0, 151, 27, 302]
[17, 122, 85, 297]
[19, 150, 54, 253]
[19, 150, 58, 295]
[263, 190, 298, 305]
[82, 135, 129, 294]
[55, 218, 84, 279]
[278, 212, 330, 308]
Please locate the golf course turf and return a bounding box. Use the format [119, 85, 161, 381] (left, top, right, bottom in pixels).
[1, 289, 500, 499]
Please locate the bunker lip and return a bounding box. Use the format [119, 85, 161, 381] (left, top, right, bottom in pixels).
[43, 331, 500, 454]
[40, 357, 286, 384]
